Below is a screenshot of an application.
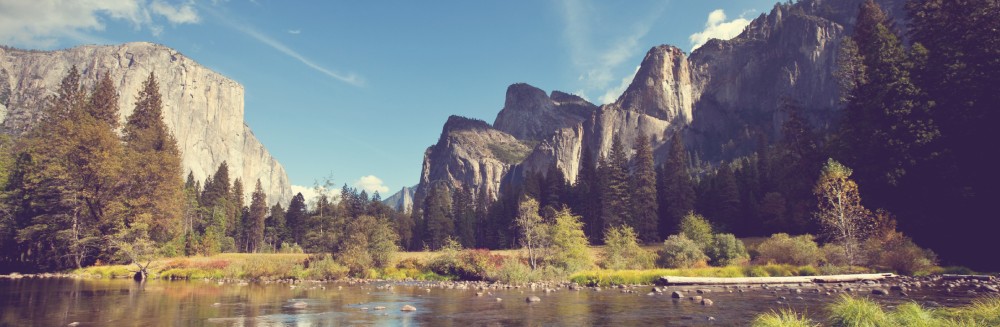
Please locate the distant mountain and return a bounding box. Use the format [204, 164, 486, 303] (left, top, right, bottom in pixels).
[412, 0, 901, 206]
[383, 185, 416, 213]
[0, 42, 292, 205]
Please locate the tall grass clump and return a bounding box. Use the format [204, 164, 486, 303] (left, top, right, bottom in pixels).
[752, 308, 817, 327]
[827, 295, 892, 327]
[937, 297, 1000, 326]
[302, 254, 348, 280]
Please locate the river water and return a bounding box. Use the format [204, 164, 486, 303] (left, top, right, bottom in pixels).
[0, 277, 985, 326]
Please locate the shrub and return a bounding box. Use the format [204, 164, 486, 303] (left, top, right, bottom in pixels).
[755, 233, 821, 266]
[657, 234, 708, 268]
[745, 266, 769, 277]
[302, 254, 348, 280]
[492, 256, 536, 284]
[548, 209, 593, 272]
[603, 225, 656, 270]
[820, 243, 849, 267]
[279, 242, 304, 254]
[866, 233, 937, 276]
[679, 212, 714, 250]
[707, 233, 749, 266]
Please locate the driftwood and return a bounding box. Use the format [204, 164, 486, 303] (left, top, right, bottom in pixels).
[131, 260, 152, 282]
[942, 274, 994, 281]
[660, 273, 896, 286]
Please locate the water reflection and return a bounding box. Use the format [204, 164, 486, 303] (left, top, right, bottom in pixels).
[0, 278, 983, 326]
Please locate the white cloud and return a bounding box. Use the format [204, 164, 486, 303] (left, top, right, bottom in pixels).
[558, 0, 663, 105]
[0, 0, 200, 48]
[599, 65, 639, 105]
[688, 9, 752, 52]
[287, 29, 301, 35]
[203, 6, 364, 86]
[353, 175, 389, 196]
[151, 0, 200, 25]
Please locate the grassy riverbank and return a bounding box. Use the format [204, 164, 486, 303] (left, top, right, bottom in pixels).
[753, 295, 1000, 327]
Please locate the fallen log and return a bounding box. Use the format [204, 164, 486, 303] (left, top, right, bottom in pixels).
[942, 274, 994, 281]
[660, 273, 896, 286]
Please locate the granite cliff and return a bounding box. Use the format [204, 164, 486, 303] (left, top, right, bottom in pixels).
[0, 42, 292, 205]
[413, 0, 904, 208]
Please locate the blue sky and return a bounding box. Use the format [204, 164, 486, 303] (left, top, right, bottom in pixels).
[1, 0, 778, 201]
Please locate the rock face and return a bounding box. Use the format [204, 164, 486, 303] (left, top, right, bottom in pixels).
[0, 42, 292, 205]
[413, 116, 530, 207]
[383, 185, 416, 213]
[414, 0, 899, 204]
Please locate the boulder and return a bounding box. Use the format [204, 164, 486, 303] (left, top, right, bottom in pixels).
[526, 296, 541, 303]
[401, 305, 417, 312]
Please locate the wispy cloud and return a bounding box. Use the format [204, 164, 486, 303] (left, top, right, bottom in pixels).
[688, 9, 752, 52]
[203, 6, 364, 86]
[599, 66, 639, 105]
[558, 0, 665, 105]
[0, 0, 200, 48]
[287, 29, 301, 35]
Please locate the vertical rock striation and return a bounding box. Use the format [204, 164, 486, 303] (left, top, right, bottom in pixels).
[0, 42, 292, 205]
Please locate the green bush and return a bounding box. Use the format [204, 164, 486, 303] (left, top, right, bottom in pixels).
[302, 254, 349, 280]
[492, 256, 536, 284]
[820, 243, 848, 267]
[657, 234, 708, 268]
[745, 266, 769, 277]
[548, 209, 593, 272]
[679, 212, 714, 250]
[755, 233, 822, 266]
[603, 225, 656, 270]
[707, 233, 749, 266]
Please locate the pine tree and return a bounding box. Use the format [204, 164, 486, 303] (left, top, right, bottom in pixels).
[600, 137, 630, 233]
[122, 72, 183, 243]
[246, 180, 267, 252]
[451, 187, 475, 248]
[285, 192, 307, 245]
[231, 178, 246, 251]
[571, 147, 601, 243]
[658, 132, 695, 238]
[422, 182, 454, 249]
[630, 134, 658, 243]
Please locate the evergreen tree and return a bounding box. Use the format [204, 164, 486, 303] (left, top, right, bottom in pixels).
[122, 72, 183, 243]
[422, 182, 454, 249]
[630, 134, 658, 243]
[230, 178, 245, 251]
[245, 180, 267, 252]
[285, 192, 307, 245]
[571, 147, 601, 243]
[451, 187, 476, 248]
[657, 132, 695, 238]
[600, 137, 630, 233]
[264, 203, 286, 250]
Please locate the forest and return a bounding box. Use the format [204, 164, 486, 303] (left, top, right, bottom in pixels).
[0, 0, 996, 274]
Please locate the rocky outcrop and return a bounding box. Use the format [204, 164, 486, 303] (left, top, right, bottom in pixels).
[383, 185, 416, 213]
[492, 83, 595, 141]
[0, 42, 291, 205]
[413, 116, 530, 205]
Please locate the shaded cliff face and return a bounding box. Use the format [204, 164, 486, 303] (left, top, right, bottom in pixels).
[0, 42, 292, 205]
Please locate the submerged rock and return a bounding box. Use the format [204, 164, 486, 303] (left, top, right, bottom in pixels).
[526, 296, 541, 303]
[401, 305, 417, 312]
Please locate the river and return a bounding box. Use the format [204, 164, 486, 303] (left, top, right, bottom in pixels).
[0, 277, 987, 326]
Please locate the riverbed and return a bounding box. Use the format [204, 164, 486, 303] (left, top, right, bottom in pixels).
[0, 277, 991, 326]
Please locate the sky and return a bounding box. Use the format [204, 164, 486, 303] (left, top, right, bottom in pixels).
[0, 0, 779, 203]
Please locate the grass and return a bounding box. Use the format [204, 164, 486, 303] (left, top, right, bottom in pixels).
[753, 308, 818, 327]
[754, 296, 1000, 327]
